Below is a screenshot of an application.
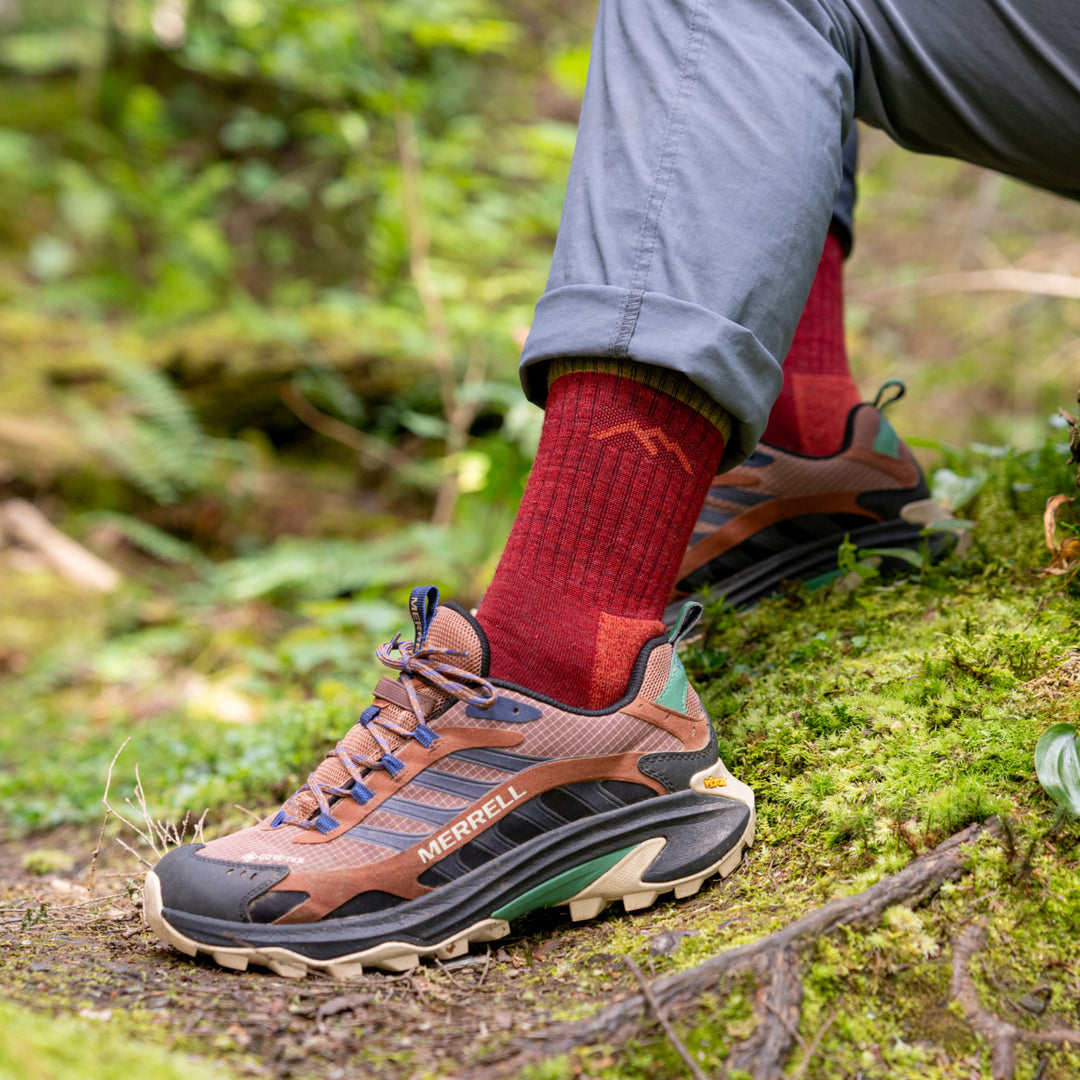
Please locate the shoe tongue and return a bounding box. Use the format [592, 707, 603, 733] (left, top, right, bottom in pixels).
[280, 591, 488, 824]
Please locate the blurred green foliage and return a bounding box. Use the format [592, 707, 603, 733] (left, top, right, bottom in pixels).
[0, 0, 580, 322]
[0, 0, 593, 550]
[0, 0, 599, 832]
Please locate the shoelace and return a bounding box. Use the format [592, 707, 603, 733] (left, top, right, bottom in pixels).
[271, 633, 496, 833]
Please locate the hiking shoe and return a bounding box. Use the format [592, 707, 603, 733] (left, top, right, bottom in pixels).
[144, 586, 754, 978]
[667, 384, 950, 619]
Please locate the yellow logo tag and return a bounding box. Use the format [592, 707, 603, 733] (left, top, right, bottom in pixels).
[703, 776, 728, 789]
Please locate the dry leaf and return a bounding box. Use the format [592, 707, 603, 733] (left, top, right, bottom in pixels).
[1035, 495, 1080, 576]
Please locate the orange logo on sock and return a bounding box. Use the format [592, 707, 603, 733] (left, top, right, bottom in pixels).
[591, 421, 693, 475]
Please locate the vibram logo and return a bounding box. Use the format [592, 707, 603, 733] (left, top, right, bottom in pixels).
[703, 776, 728, 790]
[590, 421, 693, 475]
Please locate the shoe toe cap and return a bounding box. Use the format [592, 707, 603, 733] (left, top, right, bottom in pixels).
[154, 843, 291, 923]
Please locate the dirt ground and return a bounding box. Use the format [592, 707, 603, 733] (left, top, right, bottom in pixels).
[1, 824, 727, 1078]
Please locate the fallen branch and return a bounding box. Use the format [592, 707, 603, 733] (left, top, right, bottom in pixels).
[0, 498, 120, 591]
[466, 819, 1000, 1079]
[950, 922, 1080, 1080]
[858, 268, 1080, 307]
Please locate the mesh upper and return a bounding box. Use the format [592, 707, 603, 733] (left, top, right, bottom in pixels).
[197, 605, 690, 875]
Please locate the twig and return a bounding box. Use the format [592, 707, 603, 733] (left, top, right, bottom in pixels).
[394, 112, 485, 527]
[113, 836, 154, 870]
[857, 268, 1080, 307]
[434, 957, 468, 992]
[951, 922, 1080, 1080]
[355, 12, 486, 527]
[281, 384, 412, 470]
[624, 957, 709, 1080]
[791, 1005, 841, 1080]
[477, 946, 494, 990]
[233, 804, 262, 824]
[86, 737, 132, 892]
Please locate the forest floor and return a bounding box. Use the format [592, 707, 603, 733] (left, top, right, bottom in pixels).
[5, 454, 1080, 1080]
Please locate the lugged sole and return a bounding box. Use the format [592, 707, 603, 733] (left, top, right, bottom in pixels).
[666, 506, 955, 624]
[143, 790, 755, 979]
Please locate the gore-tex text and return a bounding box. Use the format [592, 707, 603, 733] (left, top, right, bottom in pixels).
[417, 785, 526, 864]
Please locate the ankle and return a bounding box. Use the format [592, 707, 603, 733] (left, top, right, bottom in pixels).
[477, 360, 728, 707]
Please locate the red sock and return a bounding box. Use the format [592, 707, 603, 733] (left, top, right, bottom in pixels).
[762, 229, 861, 457]
[477, 362, 729, 708]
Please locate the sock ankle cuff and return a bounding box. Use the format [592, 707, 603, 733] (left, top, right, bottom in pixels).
[546, 358, 734, 442]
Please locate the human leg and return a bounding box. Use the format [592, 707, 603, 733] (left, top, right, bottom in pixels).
[516, 0, 1080, 619]
[476, 362, 730, 707]
[762, 129, 860, 458]
[521, 0, 1080, 458]
[478, 0, 856, 698]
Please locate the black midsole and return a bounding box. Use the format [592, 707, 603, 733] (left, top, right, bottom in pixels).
[162, 791, 750, 960]
[667, 517, 949, 621]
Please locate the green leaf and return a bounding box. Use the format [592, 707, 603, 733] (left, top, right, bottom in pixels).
[921, 519, 976, 535]
[859, 546, 926, 569]
[1035, 723, 1080, 817]
[931, 468, 987, 511]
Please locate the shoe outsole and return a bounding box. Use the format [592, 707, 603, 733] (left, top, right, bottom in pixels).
[144, 764, 756, 979]
[666, 502, 955, 624]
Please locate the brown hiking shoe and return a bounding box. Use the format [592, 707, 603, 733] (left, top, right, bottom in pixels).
[668, 386, 949, 618]
[144, 587, 754, 977]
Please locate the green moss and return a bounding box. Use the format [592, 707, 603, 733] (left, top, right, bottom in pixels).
[0, 1002, 241, 1080]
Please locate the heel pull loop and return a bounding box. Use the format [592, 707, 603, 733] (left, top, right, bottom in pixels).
[872, 380, 906, 411]
[668, 601, 703, 646]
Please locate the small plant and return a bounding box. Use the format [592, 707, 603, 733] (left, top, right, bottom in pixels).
[1034, 723, 1080, 819]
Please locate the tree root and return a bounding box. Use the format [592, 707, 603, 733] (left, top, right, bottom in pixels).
[724, 946, 802, 1080]
[466, 819, 1000, 1080]
[950, 922, 1080, 1080]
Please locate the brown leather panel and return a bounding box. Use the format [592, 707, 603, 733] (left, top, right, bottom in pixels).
[709, 465, 761, 489]
[676, 492, 874, 579]
[844, 445, 919, 486]
[372, 676, 414, 711]
[275, 753, 666, 921]
[290, 727, 525, 846]
[621, 698, 710, 750]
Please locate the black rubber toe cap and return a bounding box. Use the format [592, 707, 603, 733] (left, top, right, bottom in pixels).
[155, 844, 291, 923]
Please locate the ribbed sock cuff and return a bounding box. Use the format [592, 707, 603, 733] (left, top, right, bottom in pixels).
[546, 358, 734, 445]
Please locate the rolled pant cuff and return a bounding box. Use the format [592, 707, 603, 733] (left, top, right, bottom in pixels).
[519, 284, 783, 469]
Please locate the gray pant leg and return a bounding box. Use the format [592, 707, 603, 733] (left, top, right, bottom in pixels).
[520, 0, 1080, 465]
[848, 0, 1080, 202]
[832, 128, 858, 257]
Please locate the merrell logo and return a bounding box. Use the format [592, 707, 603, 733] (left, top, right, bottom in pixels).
[242, 852, 305, 864]
[591, 421, 693, 475]
[417, 785, 527, 865]
[703, 776, 728, 789]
